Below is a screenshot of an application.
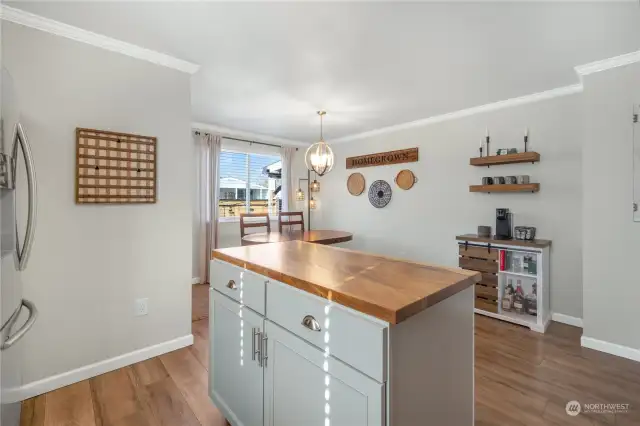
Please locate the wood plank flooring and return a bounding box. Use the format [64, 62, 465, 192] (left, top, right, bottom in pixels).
[21, 315, 640, 426]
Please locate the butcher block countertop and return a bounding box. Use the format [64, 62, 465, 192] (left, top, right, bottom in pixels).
[212, 241, 480, 324]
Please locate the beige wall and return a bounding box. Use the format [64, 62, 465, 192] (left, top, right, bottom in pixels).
[306, 93, 584, 319]
[3, 22, 193, 384]
[582, 61, 640, 351]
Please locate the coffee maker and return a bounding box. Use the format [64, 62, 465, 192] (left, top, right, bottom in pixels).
[495, 208, 512, 240]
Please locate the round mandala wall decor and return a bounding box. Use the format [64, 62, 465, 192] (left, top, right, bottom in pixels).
[368, 180, 392, 208]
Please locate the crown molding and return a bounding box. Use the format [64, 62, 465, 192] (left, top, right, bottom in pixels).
[575, 50, 640, 79]
[332, 84, 583, 144]
[328, 48, 640, 144]
[0, 5, 200, 74]
[192, 122, 309, 147]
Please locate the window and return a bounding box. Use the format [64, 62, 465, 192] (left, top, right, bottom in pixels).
[218, 149, 281, 219]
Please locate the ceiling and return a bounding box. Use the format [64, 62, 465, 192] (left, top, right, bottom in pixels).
[7, 1, 640, 142]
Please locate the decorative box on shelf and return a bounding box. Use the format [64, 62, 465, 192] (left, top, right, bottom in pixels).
[456, 234, 551, 333]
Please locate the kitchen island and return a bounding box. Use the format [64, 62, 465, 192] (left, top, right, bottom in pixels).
[209, 241, 480, 426]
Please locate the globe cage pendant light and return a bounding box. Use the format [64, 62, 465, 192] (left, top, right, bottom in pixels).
[304, 111, 334, 176]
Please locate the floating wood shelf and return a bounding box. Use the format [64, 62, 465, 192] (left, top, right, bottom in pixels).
[470, 152, 540, 167]
[469, 183, 540, 193]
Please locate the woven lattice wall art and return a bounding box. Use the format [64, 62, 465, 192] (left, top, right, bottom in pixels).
[75, 128, 157, 204]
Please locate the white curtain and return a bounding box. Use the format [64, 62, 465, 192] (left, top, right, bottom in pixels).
[280, 146, 295, 212]
[196, 132, 221, 284]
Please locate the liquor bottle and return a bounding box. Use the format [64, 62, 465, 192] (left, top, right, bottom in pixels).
[502, 280, 515, 312]
[526, 282, 538, 316]
[514, 280, 525, 314]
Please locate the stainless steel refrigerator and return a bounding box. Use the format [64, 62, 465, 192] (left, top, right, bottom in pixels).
[0, 68, 38, 426]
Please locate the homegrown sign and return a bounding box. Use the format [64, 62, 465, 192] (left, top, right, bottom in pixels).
[346, 148, 419, 169]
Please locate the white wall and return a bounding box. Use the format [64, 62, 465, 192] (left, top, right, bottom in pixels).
[308, 93, 584, 319]
[582, 62, 640, 351]
[3, 22, 193, 384]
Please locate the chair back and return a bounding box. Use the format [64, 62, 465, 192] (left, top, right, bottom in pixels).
[240, 213, 270, 238]
[279, 211, 305, 233]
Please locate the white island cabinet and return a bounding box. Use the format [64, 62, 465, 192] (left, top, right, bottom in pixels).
[210, 241, 480, 426]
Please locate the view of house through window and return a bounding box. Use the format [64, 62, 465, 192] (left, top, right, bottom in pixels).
[219, 149, 282, 218]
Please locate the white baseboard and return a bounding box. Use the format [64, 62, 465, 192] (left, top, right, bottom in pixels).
[581, 336, 640, 363]
[2, 334, 193, 402]
[551, 313, 583, 328]
[192, 277, 201, 285]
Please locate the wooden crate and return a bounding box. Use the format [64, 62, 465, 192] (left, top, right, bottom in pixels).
[475, 297, 498, 314]
[459, 244, 499, 315]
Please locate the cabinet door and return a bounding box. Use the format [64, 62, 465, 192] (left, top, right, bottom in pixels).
[210, 289, 264, 426]
[264, 320, 384, 426]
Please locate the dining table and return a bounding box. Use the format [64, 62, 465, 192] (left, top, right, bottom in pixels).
[241, 229, 353, 246]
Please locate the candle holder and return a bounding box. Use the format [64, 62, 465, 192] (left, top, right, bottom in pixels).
[486, 136, 491, 156]
[479, 146, 483, 158]
[524, 135, 529, 152]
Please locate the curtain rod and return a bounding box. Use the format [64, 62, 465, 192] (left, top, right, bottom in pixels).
[193, 131, 298, 150]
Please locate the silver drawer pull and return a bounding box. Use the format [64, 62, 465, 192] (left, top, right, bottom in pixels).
[301, 315, 321, 332]
[252, 328, 260, 362]
[262, 335, 268, 368]
[226, 279, 237, 290]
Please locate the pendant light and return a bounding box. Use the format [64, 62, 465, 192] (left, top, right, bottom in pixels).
[309, 197, 317, 210]
[296, 179, 305, 201]
[310, 172, 320, 193]
[304, 111, 334, 176]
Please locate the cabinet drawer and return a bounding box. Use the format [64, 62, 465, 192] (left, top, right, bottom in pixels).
[211, 260, 266, 315]
[266, 280, 387, 382]
[459, 256, 498, 273]
[458, 245, 498, 260]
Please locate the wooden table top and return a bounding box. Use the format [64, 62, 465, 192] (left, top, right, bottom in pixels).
[456, 234, 552, 249]
[213, 241, 480, 324]
[241, 230, 353, 245]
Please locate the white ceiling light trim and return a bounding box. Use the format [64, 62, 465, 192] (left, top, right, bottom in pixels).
[192, 122, 308, 147]
[332, 84, 583, 144]
[575, 49, 640, 79]
[0, 5, 200, 74]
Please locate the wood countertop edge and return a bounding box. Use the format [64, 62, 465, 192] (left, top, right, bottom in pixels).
[212, 248, 481, 325]
[395, 273, 480, 323]
[456, 234, 552, 249]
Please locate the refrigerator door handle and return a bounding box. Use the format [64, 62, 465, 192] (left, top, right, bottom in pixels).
[1, 299, 38, 350]
[14, 122, 37, 271]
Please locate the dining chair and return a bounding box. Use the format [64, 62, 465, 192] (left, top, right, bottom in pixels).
[278, 211, 305, 233]
[240, 213, 271, 242]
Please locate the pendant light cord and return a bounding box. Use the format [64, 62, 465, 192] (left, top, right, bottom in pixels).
[318, 110, 326, 142]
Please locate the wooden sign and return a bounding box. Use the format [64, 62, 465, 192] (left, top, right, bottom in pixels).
[346, 148, 418, 169]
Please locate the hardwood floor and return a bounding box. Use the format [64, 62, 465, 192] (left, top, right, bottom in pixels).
[21, 315, 640, 426]
[191, 284, 209, 322]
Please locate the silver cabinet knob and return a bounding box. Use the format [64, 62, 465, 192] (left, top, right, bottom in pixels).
[226, 279, 237, 290]
[301, 315, 321, 332]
